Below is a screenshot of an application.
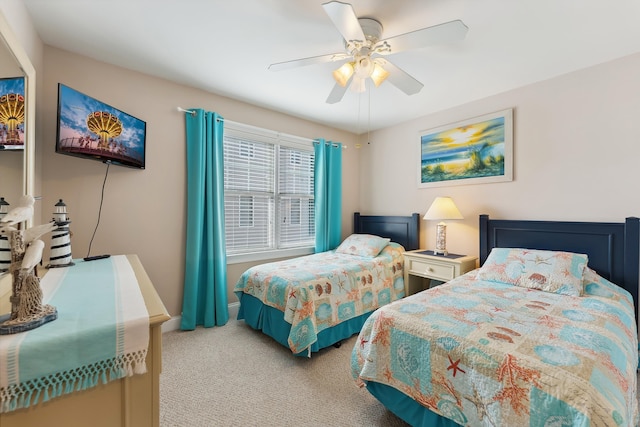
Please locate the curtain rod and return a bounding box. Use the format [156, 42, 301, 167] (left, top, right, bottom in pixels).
[177, 107, 196, 116]
[177, 107, 346, 149]
[312, 141, 346, 149]
[177, 107, 258, 129]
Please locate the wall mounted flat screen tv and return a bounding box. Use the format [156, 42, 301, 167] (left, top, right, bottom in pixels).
[56, 83, 146, 169]
[0, 77, 26, 150]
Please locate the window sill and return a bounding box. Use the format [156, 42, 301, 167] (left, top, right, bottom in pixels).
[227, 246, 314, 265]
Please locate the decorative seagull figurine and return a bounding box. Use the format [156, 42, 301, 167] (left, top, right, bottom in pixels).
[23, 222, 58, 244]
[0, 195, 35, 229]
[21, 239, 45, 272]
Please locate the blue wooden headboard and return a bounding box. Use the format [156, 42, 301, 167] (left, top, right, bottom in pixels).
[479, 214, 640, 323]
[353, 212, 420, 251]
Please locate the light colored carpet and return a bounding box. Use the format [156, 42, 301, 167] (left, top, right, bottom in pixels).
[159, 314, 408, 427]
[160, 313, 640, 427]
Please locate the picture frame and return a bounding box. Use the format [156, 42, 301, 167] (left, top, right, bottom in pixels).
[0, 77, 26, 150]
[418, 108, 513, 188]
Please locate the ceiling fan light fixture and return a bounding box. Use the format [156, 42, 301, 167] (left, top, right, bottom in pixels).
[370, 63, 389, 87]
[272, 2, 468, 104]
[354, 56, 374, 79]
[332, 62, 354, 87]
[350, 76, 366, 93]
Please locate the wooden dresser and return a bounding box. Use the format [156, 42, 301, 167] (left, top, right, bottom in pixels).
[0, 254, 170, 427]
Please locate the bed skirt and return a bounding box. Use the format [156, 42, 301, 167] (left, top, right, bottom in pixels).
[237, 293, 372, 357]
[365, 381, 459, 427]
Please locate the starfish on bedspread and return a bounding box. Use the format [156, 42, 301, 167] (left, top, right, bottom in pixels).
[464, 386, 498, 427]
[447, 354, 466, 377]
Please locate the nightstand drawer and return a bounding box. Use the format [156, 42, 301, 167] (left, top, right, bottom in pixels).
[403, 251, 478, 296]
[407, 259, 455, 281]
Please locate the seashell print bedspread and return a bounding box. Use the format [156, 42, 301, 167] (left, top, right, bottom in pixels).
[352, 270, 639, 426]
[234, 243, 405, 354]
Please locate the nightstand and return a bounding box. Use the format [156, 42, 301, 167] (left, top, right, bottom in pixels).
[403, 250, 478, 296]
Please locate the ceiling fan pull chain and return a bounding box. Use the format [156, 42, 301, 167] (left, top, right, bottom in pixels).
[367, 86, 371, 145]
[357, 90, 361, 136]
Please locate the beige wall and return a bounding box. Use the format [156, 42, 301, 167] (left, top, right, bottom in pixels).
[0, 1, 43, 67]
[40, 47, 359, 318]
[358, 52, 640, 259]
[5, 0, 640, 322]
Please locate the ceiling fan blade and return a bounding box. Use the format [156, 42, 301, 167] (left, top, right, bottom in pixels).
[377, 59, 424, 95]
[376, 20, 468, 55]
[322, 1, 365, 44]
[269, 52, 350, 71]
[326, 80, 350, 104]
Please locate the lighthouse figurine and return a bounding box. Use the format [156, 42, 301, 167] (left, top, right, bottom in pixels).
[0, 197, 10, 272]
[47, 199, 74, 268]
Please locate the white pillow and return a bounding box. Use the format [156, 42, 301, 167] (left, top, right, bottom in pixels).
[476, 248, 588, 296]
[335, 234, 391, 258]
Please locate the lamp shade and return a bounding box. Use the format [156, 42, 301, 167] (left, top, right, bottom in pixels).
[332, 62, 354, 87]
[333, 57, 389, 90]
[370, 63, 389, 87]
[423, 197, 463, 220]
[350, 76, 366, 93]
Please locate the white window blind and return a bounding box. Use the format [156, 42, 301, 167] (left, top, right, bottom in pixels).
[224, 124, 314, 256]
[278, 146, 314, 248]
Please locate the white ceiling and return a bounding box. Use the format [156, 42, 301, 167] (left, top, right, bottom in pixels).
[21, 0, 640, 134]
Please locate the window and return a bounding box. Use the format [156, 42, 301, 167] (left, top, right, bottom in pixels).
[238, 196, 254, 228]
[223, 123, 315, 262]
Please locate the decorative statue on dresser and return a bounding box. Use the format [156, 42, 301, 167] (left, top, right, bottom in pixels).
[0, 195, 58, 335]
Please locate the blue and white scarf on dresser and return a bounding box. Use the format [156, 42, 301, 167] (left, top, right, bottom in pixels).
[0, 255, 149, 413]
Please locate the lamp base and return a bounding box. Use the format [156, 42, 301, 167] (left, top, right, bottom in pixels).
[433, 222, 448, 256]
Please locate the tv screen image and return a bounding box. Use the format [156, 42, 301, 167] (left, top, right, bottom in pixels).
[0, 76, 26, 150]
[56, 84, 146, 169]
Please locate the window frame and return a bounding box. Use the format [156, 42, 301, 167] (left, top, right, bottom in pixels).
[224, 122, 315, 265]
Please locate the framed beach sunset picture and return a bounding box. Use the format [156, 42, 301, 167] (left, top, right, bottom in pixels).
[418, 108, 513, 188]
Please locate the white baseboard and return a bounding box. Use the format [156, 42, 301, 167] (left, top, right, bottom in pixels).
[161, 301, 240, 333]
[161, 316, 182, 333]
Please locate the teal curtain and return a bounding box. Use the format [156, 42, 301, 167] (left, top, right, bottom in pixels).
[181, 109, 229, 330]
[314, 139, 342, 252]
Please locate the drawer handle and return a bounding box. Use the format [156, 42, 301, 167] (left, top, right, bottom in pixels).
[427, 267, 434, 272]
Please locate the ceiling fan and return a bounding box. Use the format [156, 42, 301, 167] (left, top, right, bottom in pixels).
[268, 1, 469, 104]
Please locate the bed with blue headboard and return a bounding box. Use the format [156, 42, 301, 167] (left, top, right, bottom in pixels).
[353, 214, 639, 426]
[234, 212, 420, 356]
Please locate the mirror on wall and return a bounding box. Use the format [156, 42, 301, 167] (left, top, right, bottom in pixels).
[0, 10, 35, 209]
[0, 33, 25, 209]
[0, 10, 36, 279]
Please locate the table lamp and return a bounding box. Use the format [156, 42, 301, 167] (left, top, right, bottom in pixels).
[423, 196, 463, 255]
